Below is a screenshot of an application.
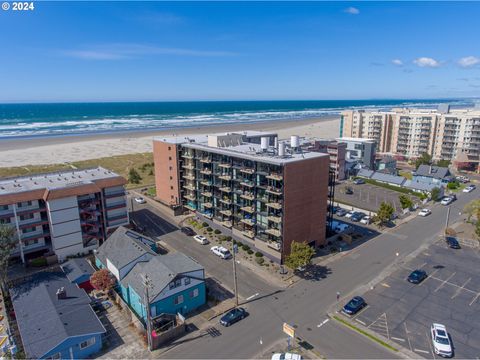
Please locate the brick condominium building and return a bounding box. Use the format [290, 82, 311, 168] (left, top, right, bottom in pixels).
[341, 107, 480, 171]
[153, 131, 330, 263]
[0, 167, 129, 262]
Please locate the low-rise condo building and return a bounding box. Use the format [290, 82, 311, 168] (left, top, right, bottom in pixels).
[0, 167, 129, 262]
[307, 139, 347, 181]
[153, 132, 330, 263]
[341, 107, 480, 171]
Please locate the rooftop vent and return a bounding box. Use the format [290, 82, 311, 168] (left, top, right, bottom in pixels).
[56, 287, 67, 300]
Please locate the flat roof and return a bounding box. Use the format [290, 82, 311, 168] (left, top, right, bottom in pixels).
[183, 141, 327, 165]
[153, 130, 277, 145]
[336, 137, 376, 143]
[0, 166, 122, 196]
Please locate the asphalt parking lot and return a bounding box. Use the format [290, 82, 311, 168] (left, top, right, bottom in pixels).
[335, 182, 418, 213]
[346, 239, 480, 359]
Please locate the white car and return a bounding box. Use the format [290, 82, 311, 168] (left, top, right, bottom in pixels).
[271, 353, 303, 360]
[134, 197, 146, 204]
[463, 184, 476, 193]
[193, 235, 209, 245]
[210, 246, 232, 259]
[360, 216, 371, 225]
[345, 210, 356, 219]
[418, 208, 432, 217]
[431, 323, 452, 357]
[440, 197, 453, 206]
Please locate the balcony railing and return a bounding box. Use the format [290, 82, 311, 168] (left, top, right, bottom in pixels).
[183, 174, 195, 181]
[218, 163, 232, 168]
[240, 218, 255, 226]
[184, 194, 196, 201]
[265, 228, 282, 237]
[241, 229, 255, 239]
[266, 173, 283, 181]
[240, 180, 255, 187]
[219, 186, 231, 193]
[266, 187, 282, 196]
[220, 209, 232, 217]
[267, 215, 282, 223]
[181, 153, 194, 159]
[240, 206, 255, 213]
[201, 191, 212, 197]
[182, 164, 195, 170]
[240, 167, 255, 174]
[218, 174, 232, 181]
[200, 157, 212, 163]
[203, 202, 213, 208]
[240, 193, 255, 201]
[200, 180, 212, 186]
[266, 202, 282, 210]
[184, 184, 196, 191]
[200, 169, 212, 175]
[219, 198, 232, 205]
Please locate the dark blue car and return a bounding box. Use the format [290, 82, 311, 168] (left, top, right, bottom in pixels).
[342, 296, 366, 315]
[407, 269, 427, 284]
[220, 307, 247, 327]
[445, 237, 461, 249]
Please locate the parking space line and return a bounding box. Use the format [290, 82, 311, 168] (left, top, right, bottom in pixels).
[469, 292, 480, 306]
[404, 322, 413, 352]
[391, 336, 405, 342]
[414, 349, 430, 354]
[427, 330, 436, 359]
[452, 278, 471, 299]
[420, 269, 438, 286]
[434, 272, 456, 292]
[355, 319, 367, 326]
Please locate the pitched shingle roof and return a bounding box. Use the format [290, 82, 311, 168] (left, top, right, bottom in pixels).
[61, 258, 95, 283]
[357, 169, 374, 178]
[415, 165, 450, 179]
[371, 172, 406, 186]
[121, 253, 203, 303]
[96, 226, 157, 274]
[404, 180, 439, 192]
[10, 271, 105, 359]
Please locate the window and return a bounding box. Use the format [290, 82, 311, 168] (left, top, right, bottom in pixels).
[0, 218, 11, 224]
[171, 195, 174, 199]
[170, 176, 173, 180]
[170, 186, 174, 190]
[79, 337, 96, 350]
[174, 294, 184, 305]
[169, 156, 172, 161]
[168, 146, 171, 151]
[184, 277, 191, 286]
[49, 352, 61, 360]
[17, 201, 32, 208]
[175, 278, 182, 287]
[20, 213, 34, 221]
[169, 166, 172, 171]
[22, 227, 36, 234]
[0, 205, 9, 211]
[190, 288, 199, 298]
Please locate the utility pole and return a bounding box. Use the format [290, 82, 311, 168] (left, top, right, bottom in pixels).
[130, 196, 135, 223]
[142, 274, 153, 351]
[232, 243, 239, 307]
[444, 206, 451, 234]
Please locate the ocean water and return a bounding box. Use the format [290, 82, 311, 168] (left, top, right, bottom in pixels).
[0, 99, 473, 139]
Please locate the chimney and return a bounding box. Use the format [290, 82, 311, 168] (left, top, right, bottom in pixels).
[56, 287, 67, 300]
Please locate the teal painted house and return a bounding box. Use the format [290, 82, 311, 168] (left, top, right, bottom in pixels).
[95, 226, 206, 323]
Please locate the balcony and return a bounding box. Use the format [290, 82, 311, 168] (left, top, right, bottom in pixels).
[240, 192, 255, 201]
[18, 218, 49, 230]
[218, 174, 232, 181]
[266, 202, 282, 210]
[241, 229, 255, 239]
[181, 153, 194, 159]
[266, 186, 282, 196]
[240, 180, 255, 188]
[184, 204, 196, 211]
[184, 184, 196, 191]
[204, 202, 213, 208]
[265, 228, 282, 237]
[219, 186, 231, 193]
[201, 191, 212, 197]
[200, 180, 212, 186]
[200, 169, 212, 175]
[219, 198, 232, 205]
[220, 209, 232, 216]
[200, 157, 212, 163]
[267, 215, 282, 223]
[184, 194, 196, 201]
[20, 229, 50, 241]
[240, 218, 255, 226]
[218, 163, 232, 169]
[240, 167, 255, 174]
[266, 173, 283, 181]
[183, 174, 195, 181]
[240, 206, 255, 213]
[222, 220, 233, 228]
[104, 189, 126, 199]
[182, 164, 195, 171]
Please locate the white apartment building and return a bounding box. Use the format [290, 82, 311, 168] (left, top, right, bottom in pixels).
[0, 167, 129, 263]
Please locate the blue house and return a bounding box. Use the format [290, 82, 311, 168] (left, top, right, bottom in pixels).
[413, 165, 452, 186]
[10, 271, 106, 360]
[95, 226, 206, 322]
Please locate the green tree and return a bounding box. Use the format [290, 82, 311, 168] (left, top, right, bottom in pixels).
[436, 159, 450, 168]
[0, 224, 16, 294]
[464, 199, 480, 221]
[447, 181, 459, 190]
[430, 187, 441, 201]
[415, 153, 432, 169]
[375, 202, 395, 226]
[398, 194, 413, 210]
[475, 221, 480, 239]
[285, 242, 316, 270]
[128, 168, 142, 184]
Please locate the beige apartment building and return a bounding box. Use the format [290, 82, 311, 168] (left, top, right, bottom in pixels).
[341, 108, 480, 171]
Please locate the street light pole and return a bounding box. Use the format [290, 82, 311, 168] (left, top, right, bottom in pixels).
[232, 243, 239, 307]
[445, 206, 451, 234]
[130, 196, 135, 223]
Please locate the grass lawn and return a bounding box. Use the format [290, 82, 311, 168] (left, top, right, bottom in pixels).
[0, 152, 155, 189]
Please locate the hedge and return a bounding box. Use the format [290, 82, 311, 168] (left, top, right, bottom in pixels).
[202, 222, 209, 228]
[214, 229, 221, 235]
[255, 257, 265, 265]
[255, 252, 264, 258]
[247, 249, 254, 255]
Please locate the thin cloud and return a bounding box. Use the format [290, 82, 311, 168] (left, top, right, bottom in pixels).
[392, 59, 403, 66]
[344, 7, 360, 15]
[413, 57, 441, 68]
[458, 56, 480, 68]
[60, 43, 238, 60]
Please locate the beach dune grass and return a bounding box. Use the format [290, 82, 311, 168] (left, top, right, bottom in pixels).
[0, 152, 155, 189]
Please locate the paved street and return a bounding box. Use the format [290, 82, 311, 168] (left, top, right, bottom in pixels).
[126, 190, 476, 359]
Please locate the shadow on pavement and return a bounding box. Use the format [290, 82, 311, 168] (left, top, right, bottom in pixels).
[296, 264, 332, 281]
[133, 208, 178, 236]
[242, 289, 284, 305]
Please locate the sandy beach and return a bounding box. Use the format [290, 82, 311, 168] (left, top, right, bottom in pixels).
[0, 116, 340, 167]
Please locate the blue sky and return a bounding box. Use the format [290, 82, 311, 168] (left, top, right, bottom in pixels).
[1, 1, 480, 102]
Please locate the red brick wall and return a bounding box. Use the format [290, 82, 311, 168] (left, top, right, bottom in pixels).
[282, 155, 329, 259]
[153, 140, 181, 206]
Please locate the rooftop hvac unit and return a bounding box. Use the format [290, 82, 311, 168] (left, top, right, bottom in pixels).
[278, 142, 286, 157]
[261, 137, 269, 151]
[291, 135, 300, 148]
